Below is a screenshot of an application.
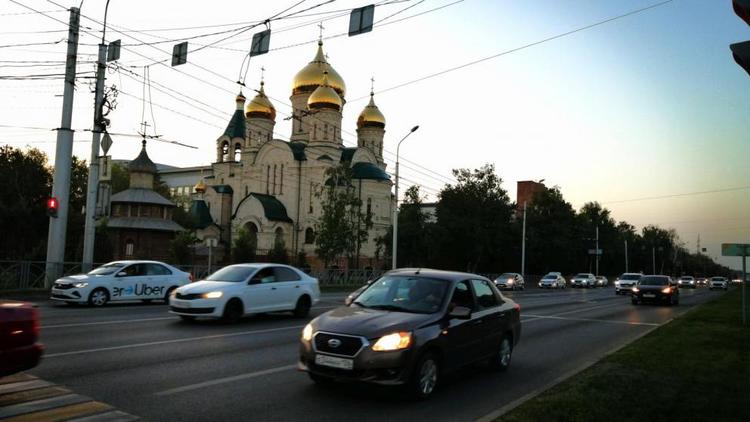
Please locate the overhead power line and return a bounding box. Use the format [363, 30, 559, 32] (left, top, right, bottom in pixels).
[603, 186, 750, 205]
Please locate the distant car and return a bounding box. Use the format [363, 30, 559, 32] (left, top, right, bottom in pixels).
[170, 264, 320, 322]
[299, 268, 522, 399]
[570, 273, 596, 288]
[0, 301, 44, 377]
[494, 273, 525, 291]
[595, 276, 608, 287]
[615, 273, 642, 294]
[709, 276, 729, 291]
[731, 277, 743, 285]
[631, 275, 679, 306]
[538, 273, 566, 289]
[678, 276, 696, 289]
[51, 260, 192, 307]
[696, 278, 708, 287]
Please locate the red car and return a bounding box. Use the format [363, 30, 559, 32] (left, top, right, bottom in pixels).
[0, 301, 43, 377]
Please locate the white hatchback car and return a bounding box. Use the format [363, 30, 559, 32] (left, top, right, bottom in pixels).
[51, 261, 192, 306]
[169, 263, 320, 322]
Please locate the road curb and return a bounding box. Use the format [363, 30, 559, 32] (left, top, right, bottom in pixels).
[475, 295, 711, 422]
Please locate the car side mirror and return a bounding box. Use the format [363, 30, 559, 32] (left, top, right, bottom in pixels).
[449, 306, 472, 320]
[344, 296, 354, 306]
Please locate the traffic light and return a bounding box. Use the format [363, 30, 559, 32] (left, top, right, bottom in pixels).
[732, 0, 750, 75]
[47, 197, 59, 218]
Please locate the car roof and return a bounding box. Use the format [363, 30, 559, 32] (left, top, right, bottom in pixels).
[387, 268, 489, 282]
[108, 260, 172, 265]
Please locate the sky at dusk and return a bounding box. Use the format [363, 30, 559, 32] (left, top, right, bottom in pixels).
[2, 0, 749, 269]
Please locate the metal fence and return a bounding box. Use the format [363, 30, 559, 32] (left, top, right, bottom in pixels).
[0, 260, 547, 291]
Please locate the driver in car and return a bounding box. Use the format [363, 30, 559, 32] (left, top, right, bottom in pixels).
[408, 282, 443, 311]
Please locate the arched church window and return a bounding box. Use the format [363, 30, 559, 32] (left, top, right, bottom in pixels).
[273, 164, 277, 195]
[280, 164, 284, 194]
[305, 228, 315, 244]
[274, 227, 284, 247]
[221, 141, 229, 162]
[266, 165, 270, 194]
[234, 143, 241, 162]
[244, 222, 258, 255]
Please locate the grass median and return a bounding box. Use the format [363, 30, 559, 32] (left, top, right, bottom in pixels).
[499, 287, 750, 422]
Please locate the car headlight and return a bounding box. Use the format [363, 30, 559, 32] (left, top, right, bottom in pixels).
[372, 332, 412, 352]
[632, 287, 639, 293]
[202, 291, 223, 299]
[302, 323, 314, 342]
[73, 282, 88, 288]
[507, 279, 514, 284]
[661, 287, 672, 294]
[615, 281, 620, 286]
[538, 282, 542, 287]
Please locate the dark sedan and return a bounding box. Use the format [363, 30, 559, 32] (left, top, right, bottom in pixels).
[1, 301, 44, 377]
[631, 275, 679, 306]
[299, 268, 522, 399]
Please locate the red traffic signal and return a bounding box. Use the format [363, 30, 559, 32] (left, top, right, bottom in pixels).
[735, 0, 750, 26]
[47, 197, 59, 218]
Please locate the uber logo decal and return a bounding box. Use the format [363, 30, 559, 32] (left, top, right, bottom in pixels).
[112, 284, 165, 297]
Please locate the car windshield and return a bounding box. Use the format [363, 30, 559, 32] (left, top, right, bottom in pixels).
[680, 277, 692, 280]
[353, 275, 449, 314]
[620, 274, 641, 280]
[640, 276, 669, 286]
[574, 273, 589, 278]
[711, 277, 724, 281]
[543, 275, 557, 280]
[205, 265, 259, 282]
[499, 273, 516, 278]
[88, 263, 126, 275]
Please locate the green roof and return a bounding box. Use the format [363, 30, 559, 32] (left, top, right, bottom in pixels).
[351, 162, 390, 181]
[232, 193, 293, 223]
[212, 185, 234, 194]
[223, 109, 246, 139]
[340, 148, 357, 162]
[289, 141, 307, 161]
[189, 199, 214, 229]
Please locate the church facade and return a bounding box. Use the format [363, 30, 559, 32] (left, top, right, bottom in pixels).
[178, 40, 393, 269]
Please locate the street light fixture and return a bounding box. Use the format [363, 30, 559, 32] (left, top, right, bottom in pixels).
[392, 125, 419, 269]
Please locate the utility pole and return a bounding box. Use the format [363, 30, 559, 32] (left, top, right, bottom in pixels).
[595, 225, 599, 276]
[391, 125, 419, 270]
[521, 201, 527, 278]
[82, 0, 113, 272]
[45, 7, 80, 287]
[624, 239, 628, 273]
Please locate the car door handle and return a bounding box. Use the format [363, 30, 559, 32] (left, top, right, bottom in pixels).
[295, 285, 300, 288]
[271, 287, 277, 290]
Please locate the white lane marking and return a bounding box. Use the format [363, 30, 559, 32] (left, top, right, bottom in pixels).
[155, 364, 296, 396]
[520, 301, 624, 323]
[42, 317, 175, 329]
[522, 314, 660, 326]
[45, 325, 305, 358]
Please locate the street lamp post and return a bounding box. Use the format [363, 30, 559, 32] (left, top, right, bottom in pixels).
[392, 125, 419, 270]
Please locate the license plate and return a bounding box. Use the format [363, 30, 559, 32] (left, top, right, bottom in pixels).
[643, 293, 656, 298]
[171, 299, 191, 308]
[315, 354, 353, 370]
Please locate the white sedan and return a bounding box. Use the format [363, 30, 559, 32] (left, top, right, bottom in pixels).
[169, 263, 320, 323]
[51, 261, 192, 306]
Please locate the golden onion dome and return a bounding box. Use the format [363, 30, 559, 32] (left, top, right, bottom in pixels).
[194, 179, 207, 194]
[245, 81, 276, 121]
[357, 92, 386, 129]
[307, 71, 342, 111]
[292, 41, 346, 97]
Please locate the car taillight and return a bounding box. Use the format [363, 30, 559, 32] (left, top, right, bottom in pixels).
[514, 303, 521, 312]
[189, 274, 194, 282]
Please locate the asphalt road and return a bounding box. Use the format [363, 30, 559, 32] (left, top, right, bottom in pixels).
[25, 286, 721, 421]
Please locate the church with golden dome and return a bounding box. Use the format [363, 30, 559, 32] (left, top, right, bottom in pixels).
[176, 40, 393, 269]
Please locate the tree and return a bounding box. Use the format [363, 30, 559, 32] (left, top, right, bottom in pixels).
[232, 228, 256, 263]
[170, 231, 197, 265]
[433, 164, 515, 273]
[524, 186, 578, 274]
[267, 239, 289, 264]
[0, 146, 52, 260]
[314, 163, 372, 268]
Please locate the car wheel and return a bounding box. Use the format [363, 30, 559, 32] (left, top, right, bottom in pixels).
[164, 286, 176, 303]
[308, 372, 333, 385]
[489, 335, 513, 372]
[179, 315, 196, 322]
[293, 295, 312, 318]
[88, 288, 109, 307]
[408, 352, 440, 400]
[221, 299, 243, 324]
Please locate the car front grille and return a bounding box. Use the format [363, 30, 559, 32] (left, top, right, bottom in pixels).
[170, 306, 214, 314]
[175, 292, 203, 300]
[53, 283, 74, 290]
[314, 332, 365, 357]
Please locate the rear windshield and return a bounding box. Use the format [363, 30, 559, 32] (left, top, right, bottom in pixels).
[640, 276, 669, 286]
[620, 274, 641, 280]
